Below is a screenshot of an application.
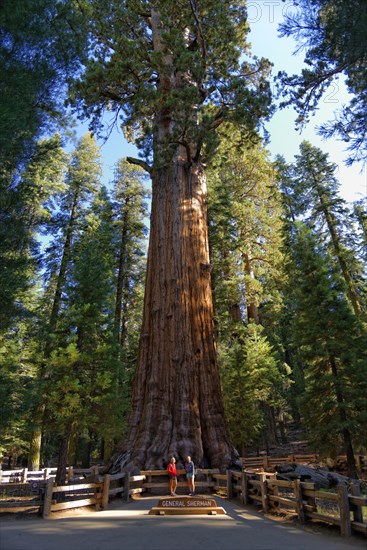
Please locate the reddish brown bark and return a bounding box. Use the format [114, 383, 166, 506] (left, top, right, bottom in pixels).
[106, 7, 237, 473]
[108, 151, 237, 472]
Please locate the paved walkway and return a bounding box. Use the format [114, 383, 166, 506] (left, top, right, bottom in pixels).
[1, 495, 366, 550]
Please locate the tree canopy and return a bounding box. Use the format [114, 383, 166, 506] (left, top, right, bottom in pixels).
[278, 0, 367, 164]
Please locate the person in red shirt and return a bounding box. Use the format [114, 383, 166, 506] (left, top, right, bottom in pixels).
[167, 456, 178, 496]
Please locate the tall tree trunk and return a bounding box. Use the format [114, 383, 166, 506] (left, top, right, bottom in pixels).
[329, 356, 358, 478]
[55, 421, 73, 486]
[28, 431, 42, 471]
[316, 186, 365, 322]
[106, 7, 238, 473]
[108, 153, 237, 472]
[354, 203, 367, 249]
[27, 190, 79, 470]
[114, 209, 129, 344]
[46, 189, 79, 350]
[243, 252, 260, 324]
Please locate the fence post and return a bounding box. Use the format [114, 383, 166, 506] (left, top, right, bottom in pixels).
[259, 473, 269, 513]
[241, 472, 249, 505]
[337, 484, 351, 537]
[42, 478, 54, 518]
[350, 482, 363, 524]
[21, 468, 28, 483]
[101, 474, 111, 509]
[67, 466, 74, 481]
[293, 479, 305, 523]
[124, 472, 130, 502]
[263, 456, 269, 470]
[226, 470, 233, 500]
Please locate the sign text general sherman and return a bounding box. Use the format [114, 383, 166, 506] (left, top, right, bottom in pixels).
[159, 498, 217, 508]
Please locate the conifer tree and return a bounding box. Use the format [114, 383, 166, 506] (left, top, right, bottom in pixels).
[72, 0, 273, 471]
[112, 160, 149, 347]
[0, 0, 87, 327]
[287, 223, 367, 477]
[284, 141, 366, 323]
[0, 135, 68, 468]
[26, 134, 102, 476]
[207, 133, 289, 448]
[44, 133, 102, 349]
[0, 135, 67, 331]
[278, 0, 367, 164]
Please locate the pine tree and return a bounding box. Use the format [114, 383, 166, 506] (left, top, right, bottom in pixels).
[286, 223, 367, 477]
[207, 132, 289, 448]
[26, 134, 102, 477]
[112, 159, 149, 347]
[0, 135, 67, 331]
[278, 0, 367, 164]
[285, 141, 366, 323]
[44, 133, 102, 349]
[220, 323, 289, 455]
[0, 0, 87, 326]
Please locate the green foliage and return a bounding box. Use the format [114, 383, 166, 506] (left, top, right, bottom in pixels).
[208, 127, 286, 330]
[0, 320, 41, 460]
[0, 0, 87, 173]
[220, 323, 288, 451]
[285, 223, 367, 455]
[0, 130, 148, 465]
[70, 0, 273, 164]
[279, 141, 366, 323]
[277, 0, 367, 164]
[0, 134, 67, 330]
[207, 131, 290, 447]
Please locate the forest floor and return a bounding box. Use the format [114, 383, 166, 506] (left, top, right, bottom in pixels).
[244, 424, 314, 458]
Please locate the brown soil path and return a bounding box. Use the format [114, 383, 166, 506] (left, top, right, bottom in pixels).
[1, 495, 365, 550]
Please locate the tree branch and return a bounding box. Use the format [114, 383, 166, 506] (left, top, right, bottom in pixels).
[126, 157, 152, 175]
[189, 0, 207, 61]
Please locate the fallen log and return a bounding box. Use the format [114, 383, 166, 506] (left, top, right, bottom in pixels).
[275, 464, 350, 488]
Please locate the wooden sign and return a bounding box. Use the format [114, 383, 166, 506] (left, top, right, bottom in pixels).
[149, 495, 226, 515]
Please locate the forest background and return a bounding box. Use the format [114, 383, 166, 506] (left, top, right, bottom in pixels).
[1, 0, 366, 481]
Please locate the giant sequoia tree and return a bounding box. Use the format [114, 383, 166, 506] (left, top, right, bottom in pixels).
[72, 0, 272, 471]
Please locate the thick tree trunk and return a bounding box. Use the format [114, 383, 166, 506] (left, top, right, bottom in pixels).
[108, 151, 238, 472]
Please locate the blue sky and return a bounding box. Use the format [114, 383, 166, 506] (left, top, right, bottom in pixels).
[247, 0, 366, 203]
[76, 1, 366, 204]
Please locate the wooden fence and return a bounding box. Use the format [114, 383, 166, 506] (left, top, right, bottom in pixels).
[0, 466, 100, 484]
[0, 480, 46, 511]
[1, 461, 366, 538]
[230, 470, 366, 537]
[241, 454, 367, 473]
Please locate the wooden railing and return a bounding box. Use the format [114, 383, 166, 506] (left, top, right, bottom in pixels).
[42, 479, 103, 517]
[0, 480, 46, 510]
[231, 470, 367, 537]
[0, 466, 100, 484]
[241, 454, 367, 473]
[1, 461, 366, 538]
[140, 468, 218, 492]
